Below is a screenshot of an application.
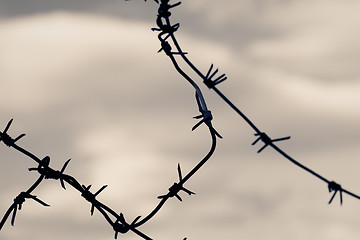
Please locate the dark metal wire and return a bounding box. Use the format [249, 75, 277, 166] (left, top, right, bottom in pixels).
[0, 2, 221, 238]
[0, 175, 49, 230]
[0, 120, 152, 239]
[152, 0, 360, 205]
[2, 1, 358, 240]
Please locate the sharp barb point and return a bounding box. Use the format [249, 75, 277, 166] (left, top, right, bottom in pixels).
[11, 207, 17, 226]
[257, 145, 268, 153]
[177, 164, 182, 181]
[252, 137, 261, 145]
[91, 205, 95, 216]
[61, 159, 71, 173]
[4, 119, 13, 134]
[206, 64, 214, 78]
[214, 74, 226, 82]
[209, 68, 219, 80]
[60, 179, 66, 190]
[175, 194, 182, 202]
[14, 134, 26, 143]
[95, 185, 108, 196]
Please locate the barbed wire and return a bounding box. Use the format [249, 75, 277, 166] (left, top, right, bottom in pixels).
[1, 0, 224, 238]
[0, 3, 220, 238]
[151, 0, 360, 206]
[1, 116, 204, 239]
[1, 0, 359, 239]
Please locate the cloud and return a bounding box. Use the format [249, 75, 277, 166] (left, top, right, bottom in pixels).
[245, 1, 360, 81]
[0, 2, 360, 240]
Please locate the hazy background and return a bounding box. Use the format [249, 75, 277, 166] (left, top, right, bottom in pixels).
[1, 0, 360, 239]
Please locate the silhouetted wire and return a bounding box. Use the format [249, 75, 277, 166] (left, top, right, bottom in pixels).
[0, 109, 214, 238]
[0, 0, 220, 236]
[0, 175, 49, 230]
[135, 126, 218, 228]
[0, 120, 155, 239]
[153, 0, 360, 205]
[3, 0, 358, 240]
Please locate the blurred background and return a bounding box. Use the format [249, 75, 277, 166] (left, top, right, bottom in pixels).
[1, 0, 360, 239]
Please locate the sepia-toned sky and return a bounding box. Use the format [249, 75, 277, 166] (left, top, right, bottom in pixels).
[1, 0, 360, 239]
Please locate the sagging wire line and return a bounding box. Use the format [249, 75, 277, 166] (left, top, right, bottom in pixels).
[0, 175, 49, 230]
[0, 119, 215, 238]
[0, 4, 219, 235]
[0, 119, 154, 239]
[152, 0, 360, 205]
[1, 1, 220, 238]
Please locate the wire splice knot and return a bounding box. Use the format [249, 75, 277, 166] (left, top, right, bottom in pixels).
[113, 213, 141, 239]
[29, 156, 71, 190]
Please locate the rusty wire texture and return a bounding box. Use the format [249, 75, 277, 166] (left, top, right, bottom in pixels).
[1, 0, 360, 239]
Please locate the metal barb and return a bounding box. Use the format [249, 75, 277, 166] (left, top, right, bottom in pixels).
[29, 157, 71, 190]
[3, 191, 49, 228]
[192, 111, 222, 139]
[157, 164, 195, 201]
[203, 64, 227, 89]
[113, 213, 142, 239]
[81, 184, 108, 216]
[59, 159, 71, 189]
[0, 119, 26, 147]
[328, 181, 343, 205]
[252, 132, 290, 153]
[3, 0, 360, 239]
[192, 92, 214, 131]
[151, 0, 181, 42]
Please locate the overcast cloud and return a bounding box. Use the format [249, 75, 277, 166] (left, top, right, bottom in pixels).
[1, 1, 360, 240]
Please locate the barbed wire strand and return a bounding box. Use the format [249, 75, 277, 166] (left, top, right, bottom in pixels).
[0, 1, 219, 236]
[0, 175, 48, 230]
[0, 112, 213, 240]
[2, 0, 358, 240]
[152, 0, 360, 205]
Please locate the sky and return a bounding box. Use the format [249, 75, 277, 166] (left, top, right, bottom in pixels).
[0, 0, 360, 239]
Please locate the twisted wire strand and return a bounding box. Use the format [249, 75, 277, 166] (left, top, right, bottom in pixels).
[0, 120, 152, 239]
[2, 0, 358, 239]
[0, 106, 216, 239]
[154, 0, 360, 205]
[0, 0, 220, 235]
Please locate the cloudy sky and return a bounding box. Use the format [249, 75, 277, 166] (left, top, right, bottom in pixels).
[1, 0, 360, 239]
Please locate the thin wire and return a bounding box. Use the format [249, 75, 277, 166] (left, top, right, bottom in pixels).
[0, 0, 221, 236]
[2, 1, 359, 240]
[155, 0, 360, 204]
